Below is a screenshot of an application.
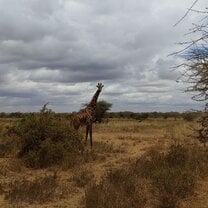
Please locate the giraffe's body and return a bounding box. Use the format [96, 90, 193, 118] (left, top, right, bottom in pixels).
[71, 83, 104, 148]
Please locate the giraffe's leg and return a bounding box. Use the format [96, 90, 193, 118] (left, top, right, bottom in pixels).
[89, 124, 92, 149]
[85, 125, 89, 143]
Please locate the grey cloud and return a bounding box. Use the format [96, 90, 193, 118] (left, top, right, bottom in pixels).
[156, 59, 179, 80]
[0, 0, 64, 42]
[0, 0, 207, 112]
[26, 61, 123, 83]
[0, 69, 9, 83]
[0, 89, 36, 98]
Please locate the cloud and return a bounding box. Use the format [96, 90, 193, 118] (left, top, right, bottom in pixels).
[156, 59, 180, 80]
[0, 0, 207, 112]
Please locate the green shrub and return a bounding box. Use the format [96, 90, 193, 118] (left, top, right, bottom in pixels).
[0, 142, 13, 157]
[13, 107, 84, 168]
[0, 135, 17, 157]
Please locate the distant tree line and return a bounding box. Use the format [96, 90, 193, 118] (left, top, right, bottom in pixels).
[0, 110, 201, 122]
[107, 111, 201, 121]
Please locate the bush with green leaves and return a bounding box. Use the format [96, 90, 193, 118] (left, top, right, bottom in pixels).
[13, 107, 84, 168]
[0, 137, 16, 157]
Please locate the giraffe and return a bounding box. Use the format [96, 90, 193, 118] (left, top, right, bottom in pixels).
[71, 83, 104, 148]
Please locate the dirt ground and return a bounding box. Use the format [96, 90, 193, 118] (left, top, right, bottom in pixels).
[0, 118, 208, 208]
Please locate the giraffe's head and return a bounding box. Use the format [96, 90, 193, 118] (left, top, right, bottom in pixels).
[96, 83, 104, 91]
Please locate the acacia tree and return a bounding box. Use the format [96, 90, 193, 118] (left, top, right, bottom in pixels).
[176, 2, 208, 145]
[95, 100, 112, 122]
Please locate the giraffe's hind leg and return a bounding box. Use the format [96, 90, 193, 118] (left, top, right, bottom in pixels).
[89, 124, 92, 149]
[85, 125, 89, 143]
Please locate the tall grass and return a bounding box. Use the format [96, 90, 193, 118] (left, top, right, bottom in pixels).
[85, 144, 208, 208]
[5, 174, 71, 204]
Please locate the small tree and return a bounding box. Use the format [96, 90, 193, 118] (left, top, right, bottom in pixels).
[95, 100, 112, 122]
[175, 3, 208, 145]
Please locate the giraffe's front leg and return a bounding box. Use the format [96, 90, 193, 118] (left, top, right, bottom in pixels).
[85, 125, 89, 143]
[89, 124, 92, 149]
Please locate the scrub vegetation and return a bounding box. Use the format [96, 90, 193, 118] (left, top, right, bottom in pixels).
[0, 110, 208, 208]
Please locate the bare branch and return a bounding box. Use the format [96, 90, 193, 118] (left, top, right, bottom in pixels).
[174, 0, 199, 27]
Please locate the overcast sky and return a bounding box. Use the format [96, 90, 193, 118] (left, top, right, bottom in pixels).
[0, 0, 207, 112]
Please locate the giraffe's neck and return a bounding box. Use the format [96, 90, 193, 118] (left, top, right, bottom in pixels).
[87, 89, 101, 111]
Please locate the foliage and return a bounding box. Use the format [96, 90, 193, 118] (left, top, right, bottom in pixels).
[131, 112, 149, 121]
[12, 105, 84, 168]
[175, 6, 208, 144]
[181, 112, 199, 122]
[0, 119, 18, 157]
[197, 104, 208, 146]
[95, 100, 112, 122]
[0, 137, 17, 157]
[107, 111, 201, 120]
[1, 111, 202, 122]
[174, 4, 208, 101]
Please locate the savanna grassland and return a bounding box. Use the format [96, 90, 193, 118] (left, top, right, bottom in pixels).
[0, 114, 208, 208]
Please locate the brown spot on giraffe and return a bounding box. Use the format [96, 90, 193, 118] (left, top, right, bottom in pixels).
[71, 83, 104, 148]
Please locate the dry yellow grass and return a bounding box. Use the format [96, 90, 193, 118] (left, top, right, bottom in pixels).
[0, 117, 207, 208]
